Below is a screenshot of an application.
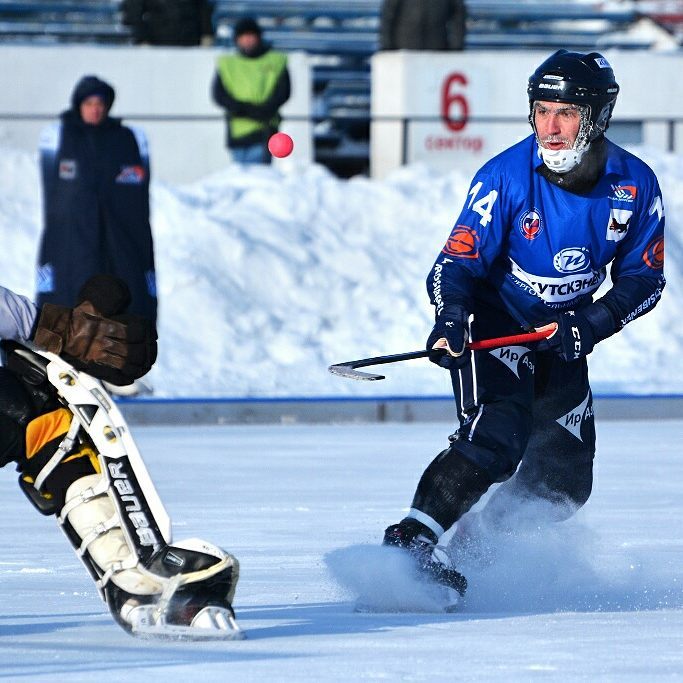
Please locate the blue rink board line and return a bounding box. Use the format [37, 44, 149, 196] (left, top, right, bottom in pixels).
[115, 394, 683, 425]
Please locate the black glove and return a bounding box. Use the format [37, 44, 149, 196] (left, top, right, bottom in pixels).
[544, 309, 597, 361]
[32, 276, 157, 386]
[539, 302, 618, 362]
[426, 304, 470, 370]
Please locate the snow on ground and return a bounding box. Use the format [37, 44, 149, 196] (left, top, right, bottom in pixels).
[0, 145, 681, 398]
[1, 419, 682, 680]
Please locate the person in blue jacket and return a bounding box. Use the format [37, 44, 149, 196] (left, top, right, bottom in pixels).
[37, 76, 157, 328]
[383, 50, 666, 593]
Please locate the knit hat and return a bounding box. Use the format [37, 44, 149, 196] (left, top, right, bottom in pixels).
[71, 75, 115, 113]
[233, 17, 262, 40]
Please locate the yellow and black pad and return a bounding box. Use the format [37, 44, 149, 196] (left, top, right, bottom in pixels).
[19, 408, 100, 514]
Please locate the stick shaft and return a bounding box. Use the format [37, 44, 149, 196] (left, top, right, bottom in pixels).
[328, 324, 557, 380]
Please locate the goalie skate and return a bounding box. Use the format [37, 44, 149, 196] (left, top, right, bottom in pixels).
[7, 343, 243, 641]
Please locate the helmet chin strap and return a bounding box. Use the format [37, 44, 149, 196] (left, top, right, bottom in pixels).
[537, 142, 589, 174]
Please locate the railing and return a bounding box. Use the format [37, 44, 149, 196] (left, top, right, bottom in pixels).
[4, 110, 676, 178]
[365, 114, 680, 163]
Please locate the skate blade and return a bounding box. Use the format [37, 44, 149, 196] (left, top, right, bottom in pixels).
[131, 621, 245, 641]
[129, 605, 245, 641]
[354, 588, 461, 614]
[327, 544, 464, 614]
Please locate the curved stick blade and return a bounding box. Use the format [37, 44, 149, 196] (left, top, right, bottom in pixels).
[328, 363, 385, 381]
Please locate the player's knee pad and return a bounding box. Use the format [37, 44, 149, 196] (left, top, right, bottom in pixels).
[511, 454, 594, 522]
[480, 471, 593, 532]
[450, 401, 533, 483]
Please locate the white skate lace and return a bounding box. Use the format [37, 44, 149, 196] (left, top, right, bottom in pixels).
[431, 544, 454, 568]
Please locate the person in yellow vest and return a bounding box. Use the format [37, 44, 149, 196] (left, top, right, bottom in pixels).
[211, 17, 291, 164]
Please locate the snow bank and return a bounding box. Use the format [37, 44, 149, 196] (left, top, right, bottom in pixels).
[1, 146, 680, 397]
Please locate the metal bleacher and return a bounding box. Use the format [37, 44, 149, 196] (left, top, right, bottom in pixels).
[465, 2, 649, 50]
[0, 0, 128, 42]
[213, 1, 380, 55]
[212, 0, 648, 54]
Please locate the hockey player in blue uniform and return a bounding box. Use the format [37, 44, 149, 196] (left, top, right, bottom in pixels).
[383, 50, 666, 594]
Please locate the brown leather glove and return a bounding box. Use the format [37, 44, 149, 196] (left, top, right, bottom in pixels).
[32, 301, 157, 386]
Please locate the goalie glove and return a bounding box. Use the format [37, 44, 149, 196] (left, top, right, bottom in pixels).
[32, 275, 157, 386]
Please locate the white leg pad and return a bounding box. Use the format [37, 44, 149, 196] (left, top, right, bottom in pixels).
[65, 474, 162, 595]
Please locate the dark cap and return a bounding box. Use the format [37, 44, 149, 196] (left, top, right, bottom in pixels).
[233, 17, 262, 40]
[71, 75, 115, 113]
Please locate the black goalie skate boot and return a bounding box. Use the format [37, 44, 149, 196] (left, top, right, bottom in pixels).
[383, 518, 467, 596]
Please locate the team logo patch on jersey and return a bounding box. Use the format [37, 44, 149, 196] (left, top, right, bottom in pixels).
[643, 236, 664, 270]
[606, 208, 632, 242]
[610, 184, 637, 202]
[518, 210, 543, 240]
[145, 270, 157, 298]
[115, 165, 146, 184]
[58, 159, 77, 180]
[510, 259, 605, 304]
[553, 247, 590, 274]
[442, 225, 480, 259]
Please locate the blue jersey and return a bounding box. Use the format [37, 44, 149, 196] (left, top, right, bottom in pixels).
[428, 134, 665, 330]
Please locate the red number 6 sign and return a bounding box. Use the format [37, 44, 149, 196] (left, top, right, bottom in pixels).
[441, 72, 469, 132]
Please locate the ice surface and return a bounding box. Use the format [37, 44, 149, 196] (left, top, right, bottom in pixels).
[1, 419, 682, 680]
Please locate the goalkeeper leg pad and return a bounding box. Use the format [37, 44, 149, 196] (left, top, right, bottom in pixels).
[64, 473, 240, 638]
[12, 345, 242, 640]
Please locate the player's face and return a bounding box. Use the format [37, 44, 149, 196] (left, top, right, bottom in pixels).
[533, 100, 582, 150]
[80, 96, 107, 125]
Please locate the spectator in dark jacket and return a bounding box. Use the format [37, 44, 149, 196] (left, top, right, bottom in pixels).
[380, 0, 466, 51]
[211, 17, 291, 164]
[37, 76, 157, 328]
[121, 0, 214, 46]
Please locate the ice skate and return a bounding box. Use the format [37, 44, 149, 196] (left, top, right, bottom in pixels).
[382, 518, 467, 611]
[383, 519, 468, 601]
